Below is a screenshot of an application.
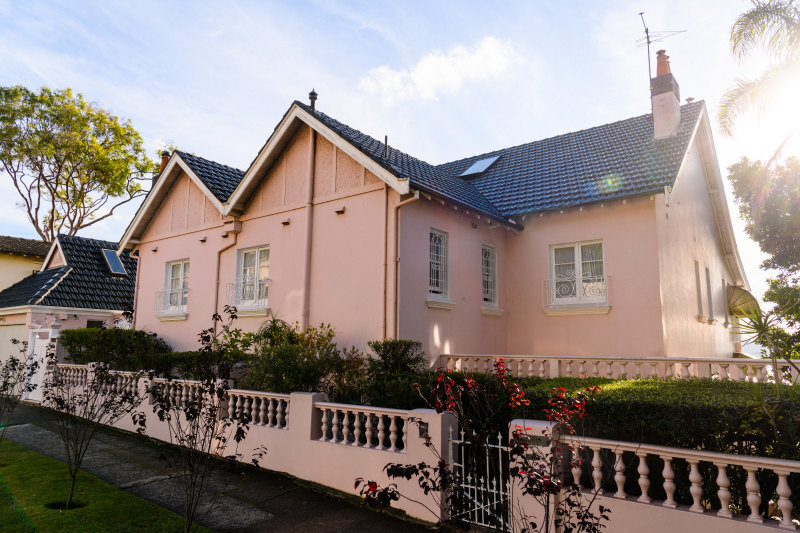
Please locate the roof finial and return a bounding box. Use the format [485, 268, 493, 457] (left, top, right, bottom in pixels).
[309, 89, 318, 112]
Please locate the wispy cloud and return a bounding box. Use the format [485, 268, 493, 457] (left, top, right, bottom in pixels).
[358, 37, 524, 104]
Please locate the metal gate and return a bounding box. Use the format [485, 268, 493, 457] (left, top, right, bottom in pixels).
[448, 427, 511, 530]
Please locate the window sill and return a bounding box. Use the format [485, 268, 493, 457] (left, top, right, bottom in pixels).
[544, 304, 610, 316]
[426, 296, 455, 310]
[235, 307, 270, 317]
[156, 312, 188, 322]
[481, 306, 504, 316]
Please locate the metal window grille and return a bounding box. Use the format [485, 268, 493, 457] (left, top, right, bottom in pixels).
[482, 245, 496, 303]
[429, 230, 448, 295]
[237, 246, 270, 307]
[162, 260, 189, 312]
[551, 242, 605, 303]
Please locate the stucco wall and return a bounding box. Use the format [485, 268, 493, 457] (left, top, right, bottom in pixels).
[0, 253, 43, 292]
[504, 196, 666, 357]
[135, 126, 392, 353]
[655, 139, 736, 357]
[397, 198, 509, 361]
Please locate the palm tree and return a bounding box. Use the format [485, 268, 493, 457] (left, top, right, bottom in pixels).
[719, 0, 800, 137]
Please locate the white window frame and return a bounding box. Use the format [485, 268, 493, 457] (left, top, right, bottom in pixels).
[164, 259, 190, 313]
[429, 229, 448, 297]
[235, 245, 270, 309]
[549, 241, 606, 306]
[481, 244, 497, 306]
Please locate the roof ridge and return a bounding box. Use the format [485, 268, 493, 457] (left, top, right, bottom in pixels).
[57, 234, 120, 248]
[175, 150, 245, 174]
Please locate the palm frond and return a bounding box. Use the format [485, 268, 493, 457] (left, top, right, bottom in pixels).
[730, 0, 800, 62]
[717, 61, 800, 136]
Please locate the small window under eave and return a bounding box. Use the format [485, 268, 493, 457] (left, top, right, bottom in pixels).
[102, 249, 127, 275]
[460, 155, 500, 178]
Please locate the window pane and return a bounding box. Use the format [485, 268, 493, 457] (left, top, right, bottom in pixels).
[258, 249, 270, 281]
[482, 246, 496, 303]
[429, 231, 447, 294]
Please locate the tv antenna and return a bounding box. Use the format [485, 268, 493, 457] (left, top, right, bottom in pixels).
[636, 12, 686, 79]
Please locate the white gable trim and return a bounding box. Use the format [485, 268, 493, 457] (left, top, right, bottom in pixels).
[39, 238, 65, 272]
[224, 105, 409, 215]
[118, 154, 225, 250]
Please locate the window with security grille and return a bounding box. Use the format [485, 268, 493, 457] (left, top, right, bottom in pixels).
[482, 245, 497, 304]
[166, 259, 189, 310]
[550, 242, 605, 304]
[238, 246, 270, 306]
[429, 229, 448, 296]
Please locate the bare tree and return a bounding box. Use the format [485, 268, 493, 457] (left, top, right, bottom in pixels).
[0, 339, 39, 442]
[43, 350, 147, 509]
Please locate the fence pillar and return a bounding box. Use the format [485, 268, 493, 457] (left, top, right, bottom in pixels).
[407, 408, 457, 519]
[288, 392, 326, 441]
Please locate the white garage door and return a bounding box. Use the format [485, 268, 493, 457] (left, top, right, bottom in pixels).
[0, 324, 26, 364]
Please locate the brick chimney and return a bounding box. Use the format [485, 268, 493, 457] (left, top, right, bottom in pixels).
[160, 150, 170, 172]
[650, 50, 681, 138]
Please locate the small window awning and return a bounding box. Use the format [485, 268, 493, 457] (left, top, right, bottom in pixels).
[727, 285, 760, 315]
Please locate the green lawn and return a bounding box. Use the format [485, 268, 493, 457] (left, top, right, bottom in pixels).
[0, 439, 212, 532]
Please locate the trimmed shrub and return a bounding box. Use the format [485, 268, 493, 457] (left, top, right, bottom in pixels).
[60, 328, 172, 374]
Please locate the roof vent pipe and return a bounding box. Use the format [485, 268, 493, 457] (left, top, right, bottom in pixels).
[384, 135, 389, 159]
[309, 89, 318, 112]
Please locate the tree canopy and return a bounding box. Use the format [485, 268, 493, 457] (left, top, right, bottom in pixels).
[0, 85, 157, 242]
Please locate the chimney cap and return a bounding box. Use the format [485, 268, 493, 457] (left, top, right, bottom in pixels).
[160, 150, 170, 157]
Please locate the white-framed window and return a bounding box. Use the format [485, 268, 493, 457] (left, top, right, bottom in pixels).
[165, 259, 189, 312]
[481, 245, 497, 305]
[429, 229, 448, 296]
[550, 241, 605, 304]
[236, 246, 270, 308]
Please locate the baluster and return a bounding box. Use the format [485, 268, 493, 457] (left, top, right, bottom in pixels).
[613, 452, 626, 498]
[539, 359, 547, 379]
[637, 453, 650, 503]
[662, 457, 676, 508]
[635, 362, 643, 379]
[591, 361, 599, 378]
[342, 410, 351, 444]
[571, 450, 583, 489]
[353, 413, 362, 446]
[578, 360, 586, 377]
[565, 360, 573, 377]
[267, 398, 276, 426]
[755, 365, 765, 382]
[389, 416, 398, 451]
[377, 416, 386, 450]
[319, 408, 328, 441]
[688, 460, 704, 512]
[681, 363, 692, 379]
[284, 402, 289, 426]
[258, 397, 267, 425]
[715, 463, 732, 518]
[650, 362, 659, 378]
[364, 414, 374, 448]
[330, 410, 340, 443]
[169, 383, 177, 407]
[243, 396, 252, 423]
[718, 364, 730, 381]
[665, 363, 674, 379]
[402, 419, 408, 451]
[776, 471, 794, 529]
[745, 467, 762, 522]
[527, 360, 535, 377]
[591, 447, 603, 491]
[276, 401, 285, 430]
[234, 394, 243, 420]
[605, 362, 614, 379]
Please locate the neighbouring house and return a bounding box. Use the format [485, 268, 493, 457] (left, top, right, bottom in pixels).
[0, 234, 137, 400]
[0, 235, 50, 293]
[120, 51, 754, 362]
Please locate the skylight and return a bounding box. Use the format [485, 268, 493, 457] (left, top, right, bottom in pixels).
[460, 156, 500, 177]
[101, 249, 127, 275]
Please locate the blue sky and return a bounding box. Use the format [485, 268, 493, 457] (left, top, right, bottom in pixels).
[0, 0, 792, 302]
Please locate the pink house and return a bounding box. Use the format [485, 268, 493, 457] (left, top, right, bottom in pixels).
[120, 52, 752, 362]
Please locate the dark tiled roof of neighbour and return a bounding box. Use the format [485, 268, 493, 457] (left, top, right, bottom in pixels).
[0, 235, 50, 257]
[175, 150, 245, 203]
[0, 235, 136, 311]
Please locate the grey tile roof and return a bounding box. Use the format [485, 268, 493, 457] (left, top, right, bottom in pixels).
[175, 150, 245, 203]
[0, 235, 136, 311]
[0, 235, 50, 257]
[167, 100, 705, 224]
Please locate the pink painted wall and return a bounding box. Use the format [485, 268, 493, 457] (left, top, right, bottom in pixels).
[504, 196, 666, 357]
[654, 139, 737, 358]
[135, 126, 394, 353]
[397, 198, 509, 360]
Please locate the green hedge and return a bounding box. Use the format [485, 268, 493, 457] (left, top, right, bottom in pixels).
[60, 328, 173, 375]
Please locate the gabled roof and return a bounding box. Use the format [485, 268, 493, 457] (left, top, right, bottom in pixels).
[0, 235, 50, 257]
[174, 150, 244, 203]
[121, 99, 708, 247]
[0, 234, 136, 311]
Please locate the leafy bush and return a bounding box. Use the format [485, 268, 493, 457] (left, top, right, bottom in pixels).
[366, 340, 425, 376]
[60, 328, 172, 375]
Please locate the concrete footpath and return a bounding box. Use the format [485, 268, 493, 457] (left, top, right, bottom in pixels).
[5, 403, 436, 532]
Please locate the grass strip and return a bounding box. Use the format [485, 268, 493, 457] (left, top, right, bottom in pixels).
[0, 439, 213, 532]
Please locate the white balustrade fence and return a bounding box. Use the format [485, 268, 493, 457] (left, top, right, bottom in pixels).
[442, 354, 799, 383]
[149, 378, 206, 409]
[227, 389, 289, 429]
[316, 402, 409, 452]
[56, 364, 89, 387]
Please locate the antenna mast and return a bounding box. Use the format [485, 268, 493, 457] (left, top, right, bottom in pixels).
[635, 13, 686, 82]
